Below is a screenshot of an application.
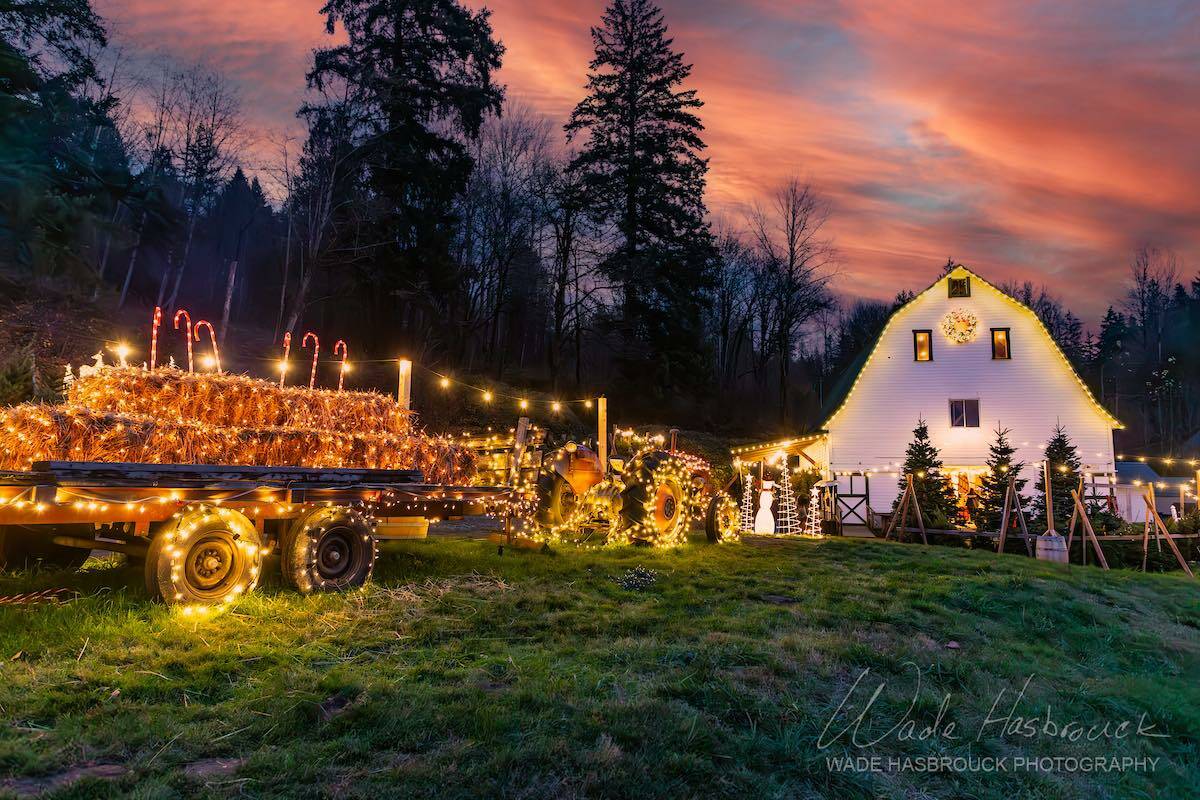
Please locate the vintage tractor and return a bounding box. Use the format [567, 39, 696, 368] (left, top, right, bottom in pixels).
[534, 438, 739, 545]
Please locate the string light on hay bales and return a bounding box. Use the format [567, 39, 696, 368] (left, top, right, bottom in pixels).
[173, 309, 193, 372]
[333, 339, 349, 391]
[302, 332, 319, 389]
[110, 342, 131, 368]
[150, 306, 163, 370]
[194, 320, 220, 373]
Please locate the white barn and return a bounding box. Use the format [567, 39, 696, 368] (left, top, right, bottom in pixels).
[734, 266, 1122, 528]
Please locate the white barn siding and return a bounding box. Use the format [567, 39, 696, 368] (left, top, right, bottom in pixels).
[824, 269, 1117, 518]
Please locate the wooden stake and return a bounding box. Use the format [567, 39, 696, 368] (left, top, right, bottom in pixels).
[1070, 489, 1109, 570]
[997, 480, 1012, 554]
[885, 475, 927, 545]
[995, 473, 1033, 556]
[1143, 490, 1195, 579]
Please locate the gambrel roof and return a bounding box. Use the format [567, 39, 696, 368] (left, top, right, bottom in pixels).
[819, 265, 1122, 431]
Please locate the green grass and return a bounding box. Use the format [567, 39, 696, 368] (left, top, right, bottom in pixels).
[0, 535, 1197, 799]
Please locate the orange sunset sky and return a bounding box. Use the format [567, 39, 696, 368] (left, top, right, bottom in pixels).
[97, 0, 1200, 319]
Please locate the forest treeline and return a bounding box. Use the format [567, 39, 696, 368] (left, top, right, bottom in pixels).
[1, 0, 1197, 452]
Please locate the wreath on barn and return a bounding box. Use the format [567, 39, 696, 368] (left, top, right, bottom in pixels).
[941, 308, 979, 343]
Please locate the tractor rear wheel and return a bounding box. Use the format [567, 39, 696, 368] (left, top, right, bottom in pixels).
[536, 473, 579, 529]
[144, 506, 263, 607]
[281, 507, 376, 594]
[618, 451, 690, 546]
[0, 525, 92, 572]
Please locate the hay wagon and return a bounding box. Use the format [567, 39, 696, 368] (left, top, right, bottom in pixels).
[0, 456, 528, 610]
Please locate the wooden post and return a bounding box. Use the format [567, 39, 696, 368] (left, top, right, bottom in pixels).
[997, 480, 1012, 555]
[397, 359, 412, 411]
[508, 416, 530, 488]
[596, 395, 607, 472]
[1042, 459, 1055, 535]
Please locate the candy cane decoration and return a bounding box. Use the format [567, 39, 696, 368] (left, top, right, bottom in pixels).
[302, 332, 319, 389]
[150, 306, 162, 370]
[333, 339, 348, 391]
[279, 331, 291, 387]
[194, 320, 221, 373]
[173, 309, 193, 372]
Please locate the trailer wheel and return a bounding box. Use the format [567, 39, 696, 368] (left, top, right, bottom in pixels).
[144, 507, 263, 607]
[0, 525, 92, 571]
[704, 494, 741, 543]
[618, 451, 690, 546]
[281, 507, 376, 594]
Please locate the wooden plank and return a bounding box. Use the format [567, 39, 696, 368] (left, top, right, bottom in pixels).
[32, 460, 424, 484]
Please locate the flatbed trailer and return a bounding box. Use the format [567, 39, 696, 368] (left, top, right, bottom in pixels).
[0, 460, 519, 609]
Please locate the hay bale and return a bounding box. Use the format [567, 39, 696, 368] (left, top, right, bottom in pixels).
[0, 404, 475, 484]
[69, 368, 411, 436]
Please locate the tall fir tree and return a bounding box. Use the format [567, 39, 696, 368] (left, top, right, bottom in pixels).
[305, 0, 504, 337]
[566, 0, 716, 398]
[896, 419, 955, 523]
[1034, 424, 1081, 531]
[976, 426, 1027, 532]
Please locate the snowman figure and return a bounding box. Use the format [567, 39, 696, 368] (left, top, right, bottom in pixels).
[754, 480, 776, 534]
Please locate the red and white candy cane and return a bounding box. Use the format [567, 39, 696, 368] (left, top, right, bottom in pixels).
[173, 309, 193, 372]
[150, 306, 162, 370]
[194, 320, 221, 373]
[279, 331, 291, 387]
[302, 332, 319, 389]
[333, 339, 348, 391]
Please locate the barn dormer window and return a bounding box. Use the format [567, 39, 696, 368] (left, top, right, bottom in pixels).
[950, 399, 980, 427]
[991, 328, 1011, 359]
[913, 330, 932, 361]
[948, 276, 971, 298]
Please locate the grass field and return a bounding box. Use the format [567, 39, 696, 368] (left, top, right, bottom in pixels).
[0, 533, 1197, 799]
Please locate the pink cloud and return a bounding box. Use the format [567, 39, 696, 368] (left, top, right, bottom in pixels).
[97, 0, 1200, 319]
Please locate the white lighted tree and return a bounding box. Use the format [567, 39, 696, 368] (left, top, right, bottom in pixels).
[775, 465, 799, 535]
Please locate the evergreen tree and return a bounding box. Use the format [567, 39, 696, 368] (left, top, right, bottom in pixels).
[977, 426, 1026, 532]
[0, 0, 126, 278]
[1034, 424, 1081, 531]
[896, 419, 955, 524]
[566, 0, 716, 397]
[305, 0, 504, 335]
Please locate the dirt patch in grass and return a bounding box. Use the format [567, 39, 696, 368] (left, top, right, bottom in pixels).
[0, 763, 127, 798]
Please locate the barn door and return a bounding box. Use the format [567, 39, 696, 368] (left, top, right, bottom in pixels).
[837, 472, 870, 525]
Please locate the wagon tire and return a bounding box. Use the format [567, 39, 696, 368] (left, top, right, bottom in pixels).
[281, 507, 376, 594]
[704, 494, 740, 543]
[144, 507, 263, 606]
[0, 525, 92, 572]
